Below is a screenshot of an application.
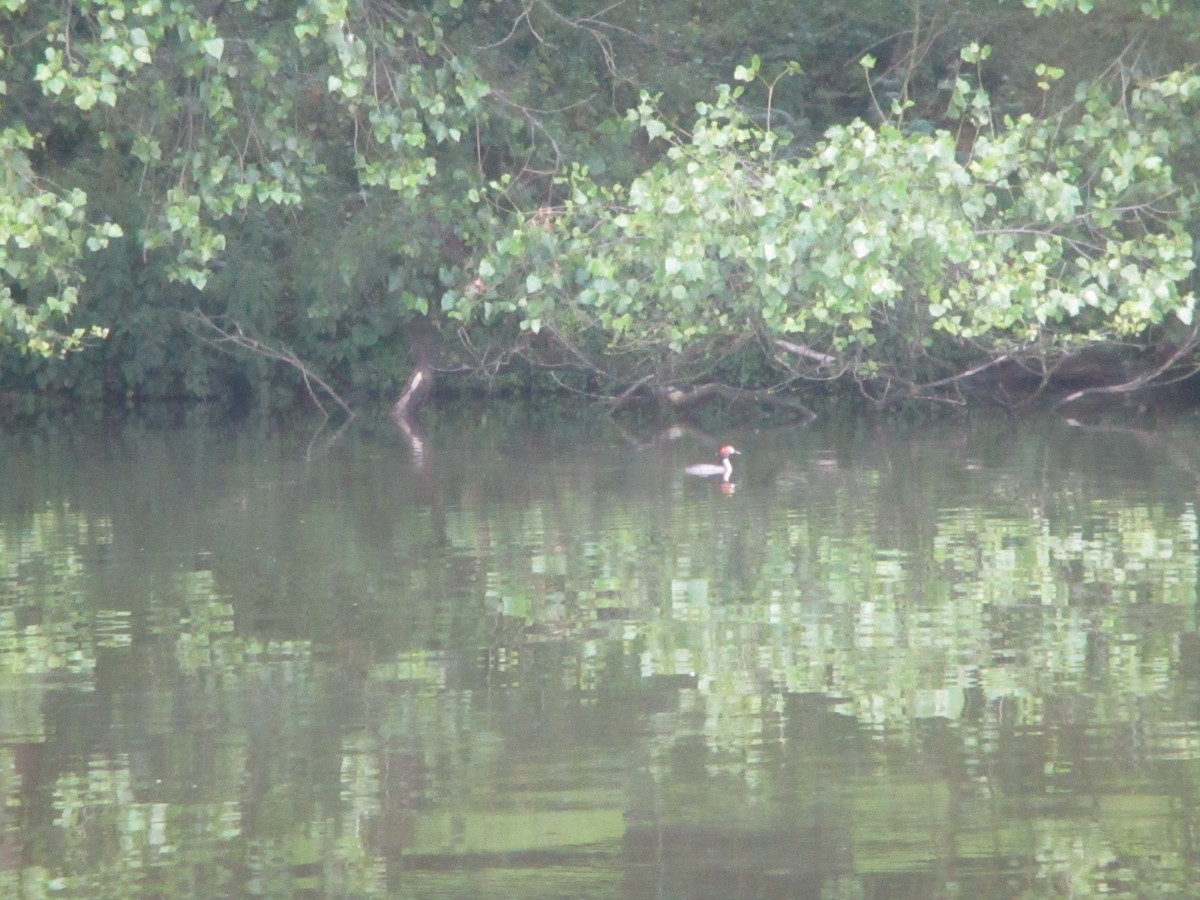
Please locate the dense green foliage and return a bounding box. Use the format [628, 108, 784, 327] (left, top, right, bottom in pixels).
[2, 0, 1199, 408]
[459, 59, 1200, 402]
[3, 0, 491, 401]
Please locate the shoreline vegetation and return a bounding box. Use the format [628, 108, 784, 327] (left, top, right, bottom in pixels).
[3, 1, 1199, 420]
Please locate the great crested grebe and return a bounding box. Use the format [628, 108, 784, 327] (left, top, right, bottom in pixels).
[684, 445, 740, 480]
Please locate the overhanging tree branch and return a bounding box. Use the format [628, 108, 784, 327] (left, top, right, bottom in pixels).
[1054, 327, 1200, 409]
[183, 310, 354, 420]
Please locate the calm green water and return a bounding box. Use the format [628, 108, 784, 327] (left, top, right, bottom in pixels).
[2, 407, 1199, 898]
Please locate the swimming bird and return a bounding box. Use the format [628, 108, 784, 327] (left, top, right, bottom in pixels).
[684, 445, 740, 481]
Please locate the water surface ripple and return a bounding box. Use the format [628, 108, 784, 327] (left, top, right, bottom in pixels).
[0, 411, 1197, 898]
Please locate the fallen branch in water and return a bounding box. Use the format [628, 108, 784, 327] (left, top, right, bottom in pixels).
[655, 381, 817, 420]
[1054, 331, 1200, 410]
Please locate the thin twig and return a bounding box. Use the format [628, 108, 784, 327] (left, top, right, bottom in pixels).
[183, 310, 355, 419]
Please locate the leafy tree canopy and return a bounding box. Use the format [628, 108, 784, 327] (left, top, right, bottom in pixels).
[2, 0, 1199, 410]
[455, 54, 1200, 406]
